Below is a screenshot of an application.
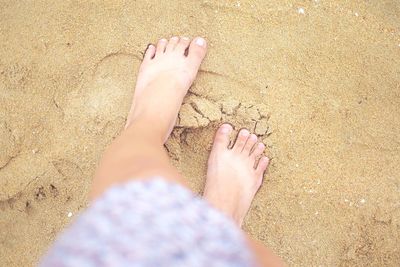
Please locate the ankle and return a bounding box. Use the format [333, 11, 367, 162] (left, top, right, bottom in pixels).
[124, 118, 166, 145]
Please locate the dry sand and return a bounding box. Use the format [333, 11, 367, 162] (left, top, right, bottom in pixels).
[1, 0, 399, 266]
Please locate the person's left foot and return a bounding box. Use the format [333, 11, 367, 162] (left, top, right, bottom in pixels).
[203, 124, 270, 227]
[125, 36, 207, 143]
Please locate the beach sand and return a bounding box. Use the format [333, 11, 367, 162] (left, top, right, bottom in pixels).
[1, 0, 399, 266]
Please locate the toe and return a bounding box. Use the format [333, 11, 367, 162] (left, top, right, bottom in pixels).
[251, 142, 266, 159]
[233, 129, 250, 152]
[166, 36, 179, 52]
[155, 38, 168, 55]
[143, 44, 156, 61]
[175, 36, 191, 54]
[243, 134, 258, 155]
[187, 37, 207, 67]
[212, 124, 233, 150]
[256, 156, 270, 174]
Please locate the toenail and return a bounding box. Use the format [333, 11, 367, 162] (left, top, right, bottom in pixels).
[240, 129, 250, 136]
[195, 37, 206, 46]
[220, 124, 232, 134]
[250, 134, 257, 141]
[160, 38, 167, 42]
[171, 36, 179, 40]
[220, 128, 229, 134]
[182, 36, 190, 41]
[258, 143, 265, 149]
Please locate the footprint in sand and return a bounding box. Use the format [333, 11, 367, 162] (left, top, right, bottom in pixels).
[66, 53, 140, 123]
[0, 121, 18, 169]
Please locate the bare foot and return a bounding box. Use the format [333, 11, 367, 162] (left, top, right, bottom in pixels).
[125, 36, 207, 142]
[203, 124, 270, 227]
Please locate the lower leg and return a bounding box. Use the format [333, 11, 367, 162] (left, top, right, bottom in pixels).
[90, 118, 186, 199]
[90, 36, 207, 200]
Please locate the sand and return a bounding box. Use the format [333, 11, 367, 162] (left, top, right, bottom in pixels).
[1, 0, 399, 266]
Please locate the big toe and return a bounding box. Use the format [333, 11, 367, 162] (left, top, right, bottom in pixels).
[212, 124, 233, 151]
[187, 37, 207, 67]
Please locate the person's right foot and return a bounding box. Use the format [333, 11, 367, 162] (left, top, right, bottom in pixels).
[203, 124, 270, 227]
[125, 36, 207, 142]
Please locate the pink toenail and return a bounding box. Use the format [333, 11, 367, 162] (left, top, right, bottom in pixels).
[182, 37, 190, 41]
[220, 128, 229, 134]
[240, 130, 249, 136]
[195, 37, 206, 46]
[220, 125, 231, 134]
